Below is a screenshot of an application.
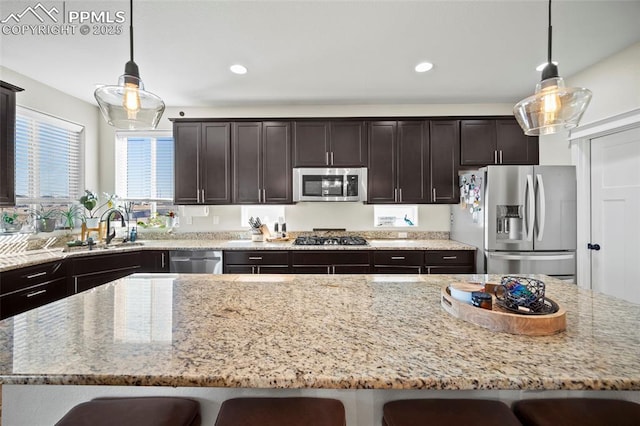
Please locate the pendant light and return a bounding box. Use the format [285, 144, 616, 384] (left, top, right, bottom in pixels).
[513, 0, 592, 136]
[94, 0, 165, 130]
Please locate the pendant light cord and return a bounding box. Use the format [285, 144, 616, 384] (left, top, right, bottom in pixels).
[547, 0, 552, 63]
[129, 0, 134, 62]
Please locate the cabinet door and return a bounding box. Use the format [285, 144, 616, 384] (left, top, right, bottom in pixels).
[397, 121, 429, 203]
[1, 277, 67, 319]
[496, 119, 539, 165]
[430, 120, 460, 203]
[293, 121, 330, 167]
[262, 121, 292, 204]
[0, 86, 17, 206]
[173, 122, 201, 204]
[330, 121, 367, 167]
[139, 250, 169, 273]
[460, 120, 496, 166]
[367, 121, 397, 203]
[233, 122, 262, 203]
[202, 123, 232, 203]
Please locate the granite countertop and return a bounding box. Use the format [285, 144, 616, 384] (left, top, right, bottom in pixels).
[0, 273, 638, 390]
[0, 239, 475, 272]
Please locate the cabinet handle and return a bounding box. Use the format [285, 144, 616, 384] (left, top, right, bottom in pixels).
[442, 256, 458, 260]
[494, 150, 498, 164]
[499, 150, 503, 164]
[248, 256, 263, 260]
[197, 188, 201, 203]
[399, 188, 402, 202]
[26, 289, 47, 298]
[262, 189, 266, 203]
[26, 271, 47, 279]
[201, 189, 205, 202]
[394, 188, 398, 202]
[432, 188, 436, 202]
[330, 151, 334, 165]
[391, 256, 405, 260]
[326, 152, 329, 166]
[327, 266, 332, 274]
[258, 189, 262, 203]
[161, 253, 166, 269]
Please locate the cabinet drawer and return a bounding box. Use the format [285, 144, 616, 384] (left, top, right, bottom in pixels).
[1, 276, 68, 319]
[424, 250, 474, 265]
[373, 250, 423, 266]
[373, 266, 422, 274]
[425, 265, 474, 274]
[224, 251, 289, 265]
[72, 252, 141, 275]
[75, 269, 136, 294]
[291, 251, 370, 265]
[1, 261, 67, 296]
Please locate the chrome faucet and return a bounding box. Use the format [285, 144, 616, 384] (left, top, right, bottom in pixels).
[101, 208, 129, 245]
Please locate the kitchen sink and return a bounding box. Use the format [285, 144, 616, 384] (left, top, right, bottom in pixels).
[63, 241, 144, 253]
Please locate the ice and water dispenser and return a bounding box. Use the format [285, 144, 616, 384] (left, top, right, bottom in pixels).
[496, 205, 523, 240]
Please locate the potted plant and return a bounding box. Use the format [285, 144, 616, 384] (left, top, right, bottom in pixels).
[30, 205, 60, 233]
[80, 190, 116, 228]
[60, 204, 82, 230]
[1, 210, 22, 233]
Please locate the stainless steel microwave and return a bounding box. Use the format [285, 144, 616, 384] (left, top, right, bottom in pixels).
[293, 168, 367, 202]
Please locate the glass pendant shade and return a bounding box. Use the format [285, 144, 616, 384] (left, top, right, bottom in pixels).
[95, 73, 165, 130]
[513, 76, 592, 136]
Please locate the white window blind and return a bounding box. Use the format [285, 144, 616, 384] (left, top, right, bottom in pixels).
[15, 107, 84, 203]
[115, 132, 174, 201]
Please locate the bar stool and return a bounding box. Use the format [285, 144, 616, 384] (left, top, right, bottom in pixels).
[383, 399, 523, 426]
[214, 397, 346, 426]
[512, 398, 640, 426]
[55, 396, 201, 426]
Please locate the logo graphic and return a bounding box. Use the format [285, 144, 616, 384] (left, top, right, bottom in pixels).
[1, 2, 59, 24]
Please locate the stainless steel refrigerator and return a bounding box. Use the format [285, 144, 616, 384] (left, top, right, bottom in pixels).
[451, 165, 576, 281]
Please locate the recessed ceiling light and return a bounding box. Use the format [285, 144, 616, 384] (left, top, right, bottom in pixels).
[230, 64, 248, 75]
[415, 62, 434, 73]
[535, 61, 558, 72]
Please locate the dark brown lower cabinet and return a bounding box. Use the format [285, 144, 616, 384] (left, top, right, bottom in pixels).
[372, 250, 423, 274]
[223, 251, 290, 274]
[424, 250, 475, 274]
[70, 251, 141, 294]
[0, 260, 68, 319]
[139, 250, 170, 273]
[291, 251, 371, 274]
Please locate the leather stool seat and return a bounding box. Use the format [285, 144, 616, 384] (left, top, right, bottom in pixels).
[512, 398, 640, 426]
[214, 397, 346, 426]
[55, 396, 201, 426]
[383, 399, 522, 426]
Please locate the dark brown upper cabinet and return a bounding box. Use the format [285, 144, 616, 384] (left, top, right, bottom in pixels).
[293, 120, 367, 167]
[173, 122, 232, 204]
[233, 121, 292, 204]
[368, 120, 430, 204]
[460, 118, 539, 167]
[429, 120, 460, 204]
[0, 81, 23, 207]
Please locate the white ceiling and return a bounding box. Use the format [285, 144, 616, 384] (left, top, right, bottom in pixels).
[1, 0, 639, 108]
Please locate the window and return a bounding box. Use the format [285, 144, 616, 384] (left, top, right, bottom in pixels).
[115, 132, 174, 201]
[15, 107, 84, 203]
[373, 205, 418, 227]
[115, 132, 175, 222]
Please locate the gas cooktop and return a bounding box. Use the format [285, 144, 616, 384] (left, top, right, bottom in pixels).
[293, 236, 368, 246]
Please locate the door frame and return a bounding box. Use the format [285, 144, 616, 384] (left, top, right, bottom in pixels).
[569, 108, 640, 289]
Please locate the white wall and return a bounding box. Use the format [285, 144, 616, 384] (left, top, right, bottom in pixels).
[539, 42, 640, 166]
[0, 66, 100, 191]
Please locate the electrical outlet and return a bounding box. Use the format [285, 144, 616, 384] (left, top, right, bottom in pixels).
[398, 232, 408, 238]
[211, 215, 220, 225]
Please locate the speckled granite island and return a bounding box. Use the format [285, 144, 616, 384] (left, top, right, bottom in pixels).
[1, 273, 639, 425]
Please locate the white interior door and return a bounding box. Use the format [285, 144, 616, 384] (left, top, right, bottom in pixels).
[590, 127, 640, 304]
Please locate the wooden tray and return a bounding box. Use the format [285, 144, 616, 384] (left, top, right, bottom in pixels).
[265, 236, 292, 242]
[440, 285, 566, 336]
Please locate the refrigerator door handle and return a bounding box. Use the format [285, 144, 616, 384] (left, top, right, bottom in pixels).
[525, 174, 535, 241]
[536, 173, 546, 242]
[488, 253, 575, 261]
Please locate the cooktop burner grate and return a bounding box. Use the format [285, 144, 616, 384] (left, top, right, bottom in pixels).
[293, 236, 368, 246]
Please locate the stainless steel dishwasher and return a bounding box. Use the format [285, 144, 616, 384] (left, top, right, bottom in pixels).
[169, 250, 223, 274]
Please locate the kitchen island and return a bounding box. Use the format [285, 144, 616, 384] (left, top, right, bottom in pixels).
[1, 273, 639, 424]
